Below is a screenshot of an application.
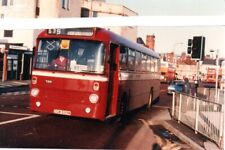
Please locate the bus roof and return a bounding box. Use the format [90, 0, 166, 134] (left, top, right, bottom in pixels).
[97, 28, 159, 58]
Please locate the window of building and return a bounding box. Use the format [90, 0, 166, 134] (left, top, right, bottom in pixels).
[61, 0, 70, 10]
[93, 11, 98, 17]
[81, 7, 89, 17]
[62, 0, 65, 9]
[36, 7, 40, 16]
[4, 30, 13, 37]
[35, 0, 40, 17]
[2, 0, 7, 6]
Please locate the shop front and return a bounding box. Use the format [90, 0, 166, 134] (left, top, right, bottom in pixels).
[0, 43, 33, 81]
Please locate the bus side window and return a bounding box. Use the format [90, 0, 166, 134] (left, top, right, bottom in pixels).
[157, 59, 160, 73]
[127, 48, 135, 71]
[135, 51, 142, 72]
[141, 53, 147, 72]
[120, 46, 127, 70]
[147, 55, 151, 72]
[150, 57, 155, 72]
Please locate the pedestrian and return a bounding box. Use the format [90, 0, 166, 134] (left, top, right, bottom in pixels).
[182, 77, 191, 94]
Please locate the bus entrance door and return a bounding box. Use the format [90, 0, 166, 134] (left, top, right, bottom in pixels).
[107, 43, 119, 117]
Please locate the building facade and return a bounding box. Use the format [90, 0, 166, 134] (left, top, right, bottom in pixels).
[0, 0, 138, 81]
[81, 0, 138, 41]
[146, 35, 155, 50]
[0, 0, 82, 49]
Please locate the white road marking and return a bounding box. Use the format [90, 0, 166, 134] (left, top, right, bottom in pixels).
[0, 111, 40, 126]
[0, 111, 36, 116]
[0, 115, 40, 126]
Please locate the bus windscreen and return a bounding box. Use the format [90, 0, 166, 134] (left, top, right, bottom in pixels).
[35, 39, 105, 74]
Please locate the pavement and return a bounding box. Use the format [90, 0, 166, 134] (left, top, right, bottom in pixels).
[0, 80, 30, 96]
[160, 110, 223, 150]
[0, 80, 223, 150]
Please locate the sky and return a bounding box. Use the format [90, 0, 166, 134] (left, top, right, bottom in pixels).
[106, 0, 225, 57]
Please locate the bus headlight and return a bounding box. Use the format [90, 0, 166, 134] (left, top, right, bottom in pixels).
[31, 88, 39, 97]
[89, 94, 99, 104]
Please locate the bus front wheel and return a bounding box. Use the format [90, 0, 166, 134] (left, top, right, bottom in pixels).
[147, 89, 153, 109]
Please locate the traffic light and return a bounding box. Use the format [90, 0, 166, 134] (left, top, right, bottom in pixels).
[191, 36, 205, 60]
[187, 39, 192, 54]
[187, 47, 192, 54]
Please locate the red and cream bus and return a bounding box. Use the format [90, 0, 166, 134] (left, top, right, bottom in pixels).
[160, 61, 176, 82]
[30, 28, 160, 121]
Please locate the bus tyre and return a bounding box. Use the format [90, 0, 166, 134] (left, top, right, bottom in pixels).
[147, 89, 153, 110]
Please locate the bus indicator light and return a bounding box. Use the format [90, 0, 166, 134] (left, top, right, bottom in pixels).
[93, 82, 99, 91]
[32, 76, 37, 84]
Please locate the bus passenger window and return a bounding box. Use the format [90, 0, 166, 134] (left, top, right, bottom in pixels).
[135, 51, 142, 72]
[128, 49, 135, 71]
[120, 47, 127, 70]
[150, 57, 155, 72]
[141, 53, 147, 72]
[147, 56, 151, 72]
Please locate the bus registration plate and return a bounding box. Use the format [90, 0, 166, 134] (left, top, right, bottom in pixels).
[53, 109, 71, 116]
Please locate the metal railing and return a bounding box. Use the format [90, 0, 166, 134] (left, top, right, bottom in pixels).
[172, 92, 224, 147]
[199, 88, 224, 104]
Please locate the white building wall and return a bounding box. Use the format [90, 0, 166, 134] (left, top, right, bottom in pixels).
[0, 29, 34, 49]
[81, 0, 138, 42]
[58, 0, 81, 18]
[0, 0, 36, 18]
[38, 0, 81, 18]
[0, 0, 36, 48]
[0, 0, 137, 49]
[38, 0, 59, 18]
[0, 0, 81, 49]
[176, 65, 197, 80]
